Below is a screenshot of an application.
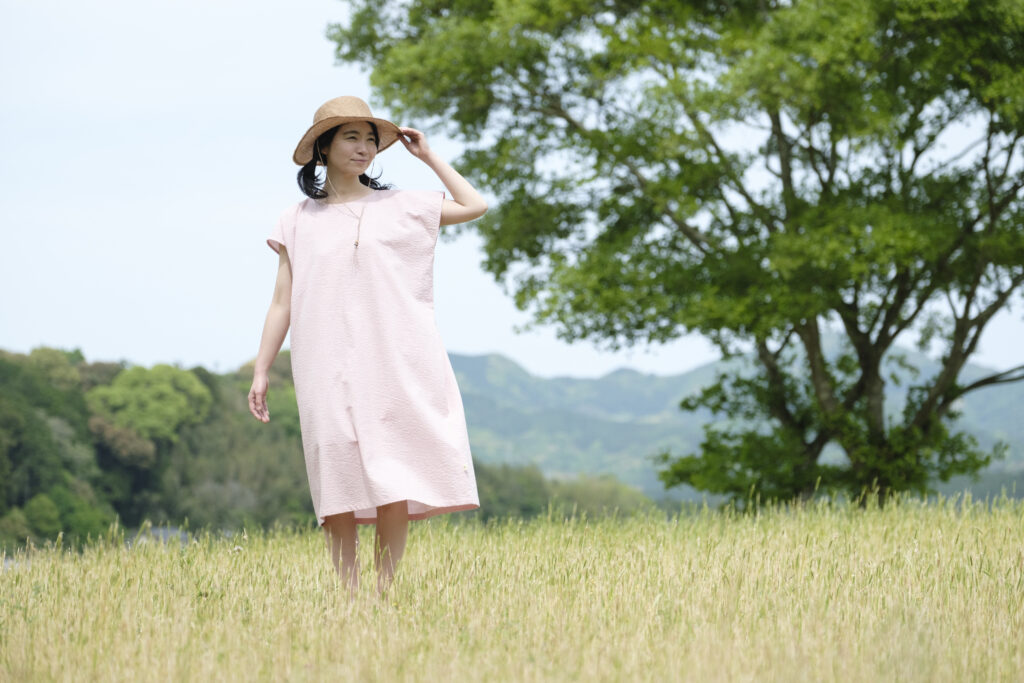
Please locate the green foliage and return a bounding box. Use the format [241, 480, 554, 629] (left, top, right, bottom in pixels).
[81, 364, 213, 525]
[88, 416, 157, 469]
[159, 366, 312, 530]
[78, 360, 126, 392]
[331, 0, 1024, 501]
[48, 484, 115, 544]
[3, 342, 1024, 550]
[468, 462, 656, 520]
[6, 345, 670, 543]
[548, 473, 655, 517]
[0, 508, 30, 550]
[27, 347, 82, 392]
[85, 365, 212, 445]
[0, 351, 90, 436]
[472, 463, 551, 520]
[0, 396, 64, 508]
[23, 493, 61, 540]
[7, 484, 111, 546]
[0, 350, 211, 538]
[0, 349, 105, 529]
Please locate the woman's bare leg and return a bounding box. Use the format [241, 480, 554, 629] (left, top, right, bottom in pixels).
[322, 512, 359, 596]
[375, 500, 409, 596]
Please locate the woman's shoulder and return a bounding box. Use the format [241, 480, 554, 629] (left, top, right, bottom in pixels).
[374, 188, 443, 205]
[279, 197, 311, 213]
[375, 188, 443, 213]
[372, 189, 444, 230]
[293, 197, 316, 212]
[273, 199, 315, 232]
[282, 197, 320, 219]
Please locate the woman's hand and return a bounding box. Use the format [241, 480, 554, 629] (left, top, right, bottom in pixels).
[400, 126, 488, 225]
[398, 127, 434, 161]
[248, 373, 270, 423]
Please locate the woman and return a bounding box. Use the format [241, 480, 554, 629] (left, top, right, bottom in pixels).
[248, 96, 487, 597]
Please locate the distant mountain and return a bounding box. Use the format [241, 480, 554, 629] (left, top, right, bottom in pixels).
[450, 350, 1024, 499]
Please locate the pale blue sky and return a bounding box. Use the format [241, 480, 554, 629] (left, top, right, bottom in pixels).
[1, 0, 1020, 378]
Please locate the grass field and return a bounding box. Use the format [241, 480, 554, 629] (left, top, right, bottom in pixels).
[2, 496, 1023, 682]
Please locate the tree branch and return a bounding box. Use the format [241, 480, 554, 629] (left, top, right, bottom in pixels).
[984, 119, 997, 229]
[536, 98, 718, 255]
[795, 318, 841, 417]
[951, 364, 1024, 400]
[756, 336, 803, 433]
[996, 133, 1022, 185]
[682, 107, 782, 232]
[826, 134, 839, 187]
[911, 271, 1024, 431]
[793, 135, 829, 193]
[903, 97, 967, 179]
[769, 109, 797, 219]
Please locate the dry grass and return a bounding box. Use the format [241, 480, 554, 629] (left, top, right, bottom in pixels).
[2, 496, 1023, 682]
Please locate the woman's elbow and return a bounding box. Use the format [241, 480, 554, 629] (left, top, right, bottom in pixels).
[269, 298, 291, 316]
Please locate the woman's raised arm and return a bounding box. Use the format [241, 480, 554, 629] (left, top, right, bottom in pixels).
[398, 127, 488, 226]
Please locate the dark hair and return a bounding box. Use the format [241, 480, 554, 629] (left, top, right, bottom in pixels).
[296, 122, 392, 199]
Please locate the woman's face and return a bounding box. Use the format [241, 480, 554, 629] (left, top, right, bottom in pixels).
[325, 121, 378, 175]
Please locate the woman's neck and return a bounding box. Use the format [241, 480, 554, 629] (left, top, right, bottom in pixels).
[323, 170, 370, 202]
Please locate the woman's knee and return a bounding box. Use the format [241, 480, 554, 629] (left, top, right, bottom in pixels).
[323, 511, 357, 531]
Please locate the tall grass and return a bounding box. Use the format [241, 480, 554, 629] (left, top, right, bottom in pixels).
[2, 496, 1023, 682]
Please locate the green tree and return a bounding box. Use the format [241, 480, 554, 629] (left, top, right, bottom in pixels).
[331, 0, 1024, 501]
[23, 493, 61, 540]
[27, 347, 82, 393]
[0, 426, 11, 516]
[85, 365, 212, 445]
[48, 485, 114, 544]
[549, 473, 655, 517]
[473, 462, 551, 520]
[160, 365, 311, 529]
[87, 416, 157, 469]
[85, 364, 212, 524]
[0, 508, 31, 549]
[0, 350, 90, 436]
[0, 396, 64, 508]
[78, 360, 126, 392]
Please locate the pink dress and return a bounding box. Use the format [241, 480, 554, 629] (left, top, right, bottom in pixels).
[267, 189, 480, 525]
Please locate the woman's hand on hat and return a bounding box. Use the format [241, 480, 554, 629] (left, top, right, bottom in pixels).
[398, 127, 433, 160]
[401, 124, 487, 223]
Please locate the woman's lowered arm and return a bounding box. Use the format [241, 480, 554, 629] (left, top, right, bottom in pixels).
[248, 247, 292, 422]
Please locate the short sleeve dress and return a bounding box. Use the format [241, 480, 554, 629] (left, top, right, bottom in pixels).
[267, 189, 480, 525]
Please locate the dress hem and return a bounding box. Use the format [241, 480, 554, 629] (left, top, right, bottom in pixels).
[317, 501, 480, 527]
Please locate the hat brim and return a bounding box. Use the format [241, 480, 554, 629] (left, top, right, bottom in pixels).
[292, 116, 403, 165]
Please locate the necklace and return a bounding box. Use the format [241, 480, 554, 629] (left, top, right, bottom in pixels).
[324, 199, 365, 246]
[324, 177, 369, 247]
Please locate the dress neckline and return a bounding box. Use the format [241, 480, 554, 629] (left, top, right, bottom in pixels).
[314, 189, 392, 207]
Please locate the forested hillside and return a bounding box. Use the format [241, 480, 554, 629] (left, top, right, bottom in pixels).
[2, 344, 1020, 549]
[0, 347, 652, 549]
[453, 351, 1024, 498]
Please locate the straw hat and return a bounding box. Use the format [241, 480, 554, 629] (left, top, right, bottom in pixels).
[292, 96, 403, 165]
